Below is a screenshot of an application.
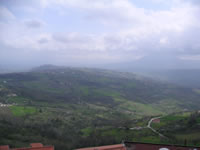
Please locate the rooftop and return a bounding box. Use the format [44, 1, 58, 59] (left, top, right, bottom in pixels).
[76, 141, 200, 150]
[0, 143, 54, 150]
[76, 144, 126, 150]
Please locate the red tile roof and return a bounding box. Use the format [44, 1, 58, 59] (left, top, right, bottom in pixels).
[76, 144, 126, 150]
[0, 145, 9, 150]
[30, 144, 43, 148]
[11, 146, 54, 150]
[77, 142, 200, 150]
[0, 143, 54, 150]
[124, 141, 200, 150]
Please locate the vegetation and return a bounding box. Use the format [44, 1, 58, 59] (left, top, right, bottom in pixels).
[151, 111, 200, 146]
[0, 66, 200, 149]
[10, 106, 37, 116]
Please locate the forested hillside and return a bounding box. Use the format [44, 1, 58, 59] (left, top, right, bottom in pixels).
[0, 65, 200, 149]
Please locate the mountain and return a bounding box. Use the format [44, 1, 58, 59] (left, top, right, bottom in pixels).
[2, 65, 200, 111]
[0, 65, 29, 74]
[0, 65, 200, 149]
[140, 69, 200, 89]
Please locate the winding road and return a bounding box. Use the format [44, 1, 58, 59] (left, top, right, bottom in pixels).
[129, 116, 167, 138]
[147, 116, 166, 138]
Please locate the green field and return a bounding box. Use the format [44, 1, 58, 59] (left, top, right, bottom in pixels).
[1, 66, 200, 149]
[10, 106, 37, 116]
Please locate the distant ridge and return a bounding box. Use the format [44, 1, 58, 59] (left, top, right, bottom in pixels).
[31, 64, 67, 71]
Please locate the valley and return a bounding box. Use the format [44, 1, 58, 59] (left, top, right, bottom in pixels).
[0, 66, 200, 149]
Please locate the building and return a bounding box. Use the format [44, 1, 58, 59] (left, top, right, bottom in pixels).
[124, 141, 199, 150]
[76, 141, 200, 150]
[76, 144, 126, 150]
[1, 142, 199, 150]
[0, 143, 54, 150]
[152, 118, 160, 123]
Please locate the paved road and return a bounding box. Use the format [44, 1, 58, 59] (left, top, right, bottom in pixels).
[147, 116, 166, 138]
[129, 116, 167, 138]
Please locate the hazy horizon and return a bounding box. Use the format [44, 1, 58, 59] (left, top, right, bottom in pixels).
[1, 1, 200, 148]
[1, 0, 200, 70]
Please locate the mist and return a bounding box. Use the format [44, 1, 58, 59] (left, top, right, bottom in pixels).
[1, 0, 200, 72]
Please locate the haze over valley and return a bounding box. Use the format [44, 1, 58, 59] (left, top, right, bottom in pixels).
[1, 0, 200, 150]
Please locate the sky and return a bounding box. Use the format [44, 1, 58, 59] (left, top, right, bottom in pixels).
[0, 0, 200, 70]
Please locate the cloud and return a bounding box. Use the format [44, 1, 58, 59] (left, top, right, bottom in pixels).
[183, 0, 200, 5]
[39, 0, 200, 53]
[24, 19, 45, 28]
[179, 55, 200, 60]
[0, 6, 15, 21]
[0, 0, 200, 67]
[38, 38, 49, 44]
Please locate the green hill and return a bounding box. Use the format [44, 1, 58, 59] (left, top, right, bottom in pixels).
[0, 65, 200, 149]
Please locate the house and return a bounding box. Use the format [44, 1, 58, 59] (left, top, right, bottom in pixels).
[76, 144, 126, 150]
[7, 93, 17, 97]
[152, 118, 160, 123]
[0, 103, 12, 107]
[0, 143, 54, 150]
[76, 141, 200, 150]
[0, 145, 9, 150]
[124, 141, 199, 150]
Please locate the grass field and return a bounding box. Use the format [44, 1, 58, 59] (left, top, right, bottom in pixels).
[10, 106, 37, 116]
[176, 132, 200, 141]
[114, 97, 163, 117]
[7, 96, 30, 104]
[193, 89, 200, 94]
[152, 112, 191, 129]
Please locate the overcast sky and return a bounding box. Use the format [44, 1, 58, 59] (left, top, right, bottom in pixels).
[0, 0, 200, 69]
